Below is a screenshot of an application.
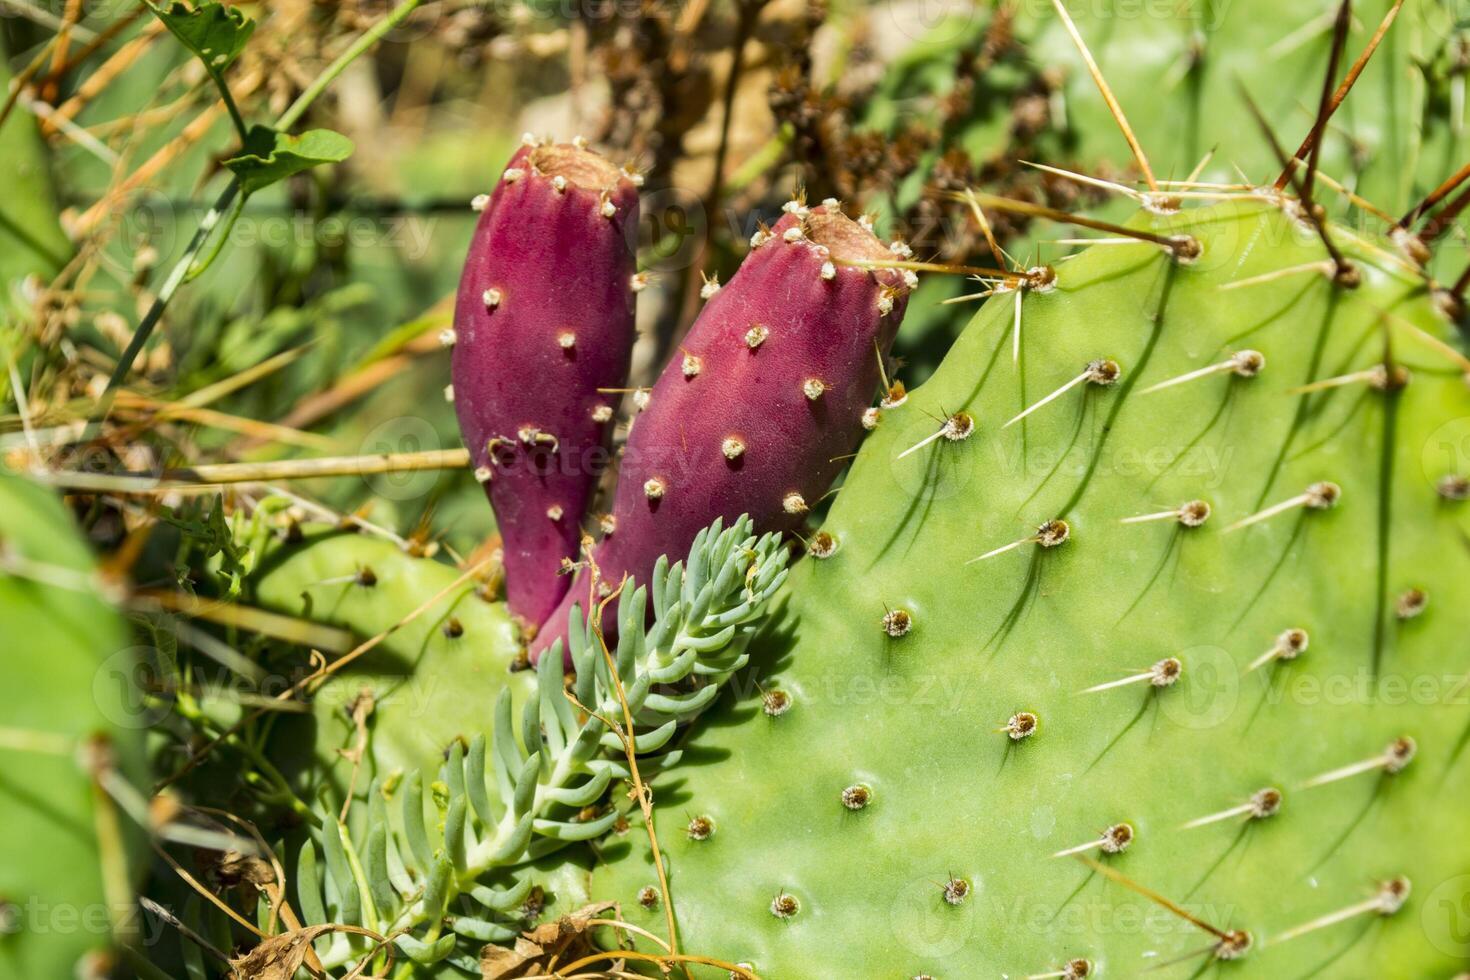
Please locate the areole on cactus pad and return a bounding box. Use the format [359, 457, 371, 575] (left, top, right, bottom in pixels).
[451, 136, 640, 628]
[589, 196, 1470, 976]
[535, 202, 913, 661]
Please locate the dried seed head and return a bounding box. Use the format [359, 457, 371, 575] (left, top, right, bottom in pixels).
[809, 531, 839, 559]
[1036, 519, 1070, 548]
[1306, 481, 1342, 509]
[1386, 736, 1417, 773]
[1278, 628, 1310, 658]
[438, 328, 457, 348]
[803, 377, 827, 400]
[482, 287, 502, 309]
[591, 404, 614, 423]
[686, 815, 714, 841]
[1005, 711, 1039, 740]
[1086, 359, 1121, 385]
[783, 492, 808, 515]
[745, 324, 770, 349]
[1150, 657, 1183, 686]
[1249, 787, 1283, 820]
[1101, 822, 1135, 853]
[722, 436, 747, 460]
[862, 407, 882, 430]
[442, 617, 464, 639]
[473, 465, 492, 483]
[1396, 588, 1428, 620]
[471, 193, 491, 211]
[1215, 930, 1253, 961]
[681, 352, 703, 379]
[770, 892, 800, 919]
[643, 477, 666, 500]
[841, 784, 872, 810]
[637, 886, 660, 909]
[1232, 349, 1265, 376]
[556, 330, 576, 350]
[762, 688, 792, 716]
[1437, 474, 1470, 500]
[942, 876, 971, 905]
[882, 608, 912, 638]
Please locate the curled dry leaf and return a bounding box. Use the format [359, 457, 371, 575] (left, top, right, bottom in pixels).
[479, 901, 619, 980]
[229, 925, 334, 980]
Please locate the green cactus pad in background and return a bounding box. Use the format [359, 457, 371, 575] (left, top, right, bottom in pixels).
[592, 198, 1470, 976]
[0, 473, 146, 980]
[248, 527, 532, 797]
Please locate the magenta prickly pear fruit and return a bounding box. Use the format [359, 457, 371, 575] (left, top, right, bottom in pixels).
[451, 136, 640, 627]
[537, 201, 911, 657]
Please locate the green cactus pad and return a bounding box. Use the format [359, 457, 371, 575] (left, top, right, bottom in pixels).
[0, 473, 145, 980]
[591, 198, 1470, 977]
[249, 528, 532, 795]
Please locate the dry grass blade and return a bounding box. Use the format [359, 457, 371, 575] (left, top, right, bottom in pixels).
[1048, 0, 1156, 192]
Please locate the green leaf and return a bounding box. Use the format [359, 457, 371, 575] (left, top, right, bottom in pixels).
[145, 2, 255, 79]
[223, 126, 355, 196]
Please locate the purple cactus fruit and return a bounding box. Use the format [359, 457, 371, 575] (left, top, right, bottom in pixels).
[451, 137, 640, 628]
[537, 201, 911, 658]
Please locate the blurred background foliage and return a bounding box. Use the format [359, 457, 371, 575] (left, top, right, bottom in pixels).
[5, 0, 1466, 557]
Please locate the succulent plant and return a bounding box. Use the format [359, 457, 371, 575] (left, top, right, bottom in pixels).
[0, 474, 146, 978]
[451, 136, 641, 627]
[254, 516, 788, 975]
[589, 191, 1470, 975]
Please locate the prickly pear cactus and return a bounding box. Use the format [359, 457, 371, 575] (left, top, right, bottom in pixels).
[592, 197, 1470, 976]
[451, 136, 640, 627]
[0, 473, 145, 979]
[538, 202, 911, 657]
[248, 528, 531, 795]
